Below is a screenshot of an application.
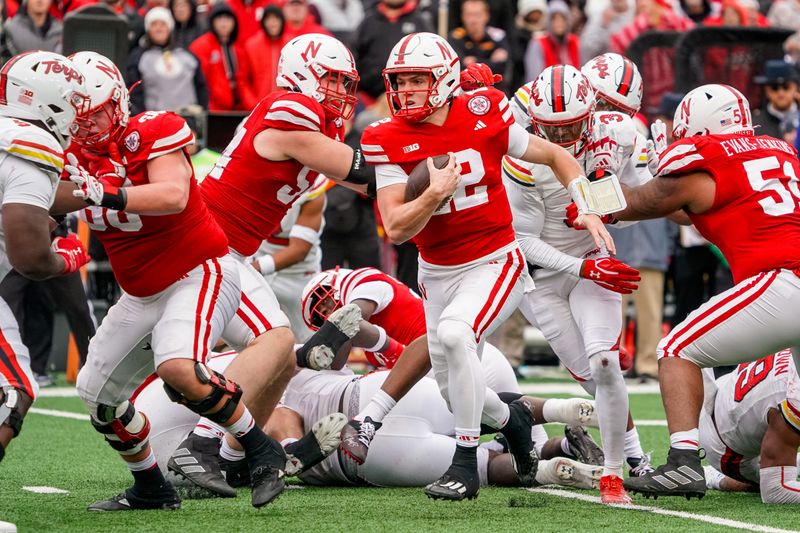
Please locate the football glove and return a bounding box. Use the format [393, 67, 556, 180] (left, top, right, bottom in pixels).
[459, 63, 502, 91]
[646, 119, 668, 176]
[84, 143, 126, 187]
[585, 120, 627, 175]
[66, 153, 128, 211]
[580, 257, 640, 294]
[52, 233, 90, 275]
[563, 200, 617, 229]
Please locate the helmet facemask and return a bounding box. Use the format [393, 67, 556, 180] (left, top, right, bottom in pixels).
[593, 93, 636, 117]
[306, 283, 342, 330]
[71, 89, 127, 150]
[531, 112, 592, 157]
[384, 67, 449, 122]
[316, 67, 359, 120]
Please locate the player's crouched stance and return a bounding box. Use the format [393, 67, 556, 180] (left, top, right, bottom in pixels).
[0, 52, 91, 463]
[63, 53, 285, 511]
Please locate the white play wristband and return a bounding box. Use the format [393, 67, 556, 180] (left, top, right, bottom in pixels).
[257, 255, 276, 275]
[365, 325, 387, 352]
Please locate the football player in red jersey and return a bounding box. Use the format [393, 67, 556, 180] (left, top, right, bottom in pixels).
[363, 35, 614, 500]
[58, 52, 287, 511]
[0, 51, 91, 465]
[181, 33, 378, 495]
[580, 84, 800, 500]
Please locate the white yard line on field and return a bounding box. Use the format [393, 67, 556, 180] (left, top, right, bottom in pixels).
[529, 487, 799, 533]
[37, 388, 78, 397]
[29, 407, 89, 421]
[22, 486, 69, 494]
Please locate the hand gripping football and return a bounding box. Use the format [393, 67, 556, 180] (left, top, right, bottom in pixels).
[404, 154, 451, 208]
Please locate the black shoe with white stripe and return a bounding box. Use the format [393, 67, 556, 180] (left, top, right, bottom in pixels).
[87, 484, 181, 511]
[167, 433, 236, 498]
[623, 447, 706, 500]
[424, 446, 480, 501]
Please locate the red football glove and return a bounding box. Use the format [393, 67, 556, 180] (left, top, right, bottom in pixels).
[83, 143, 126, 187]
[563, 201, 617, 229]
[580, 257, 640, 294]
[365, 337, 405, 369]
[51, 233, 90, 275]
[459, 63, 503, 91]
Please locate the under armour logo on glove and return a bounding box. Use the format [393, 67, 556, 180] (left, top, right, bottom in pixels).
[579, 257, 640, 294]
[51, 233, 90, 275]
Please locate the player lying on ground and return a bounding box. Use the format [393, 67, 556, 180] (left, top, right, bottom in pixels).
[298, 267, 607, 472]
[137, 347, 604, 492]
[504, 64, 654, 505]
[700, 349, 800, 504]
[0, 51, 91, 463]
[563, 84, 800, 500]
[364, 32, 614, 501]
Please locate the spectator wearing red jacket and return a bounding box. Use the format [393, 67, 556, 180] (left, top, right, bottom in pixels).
[282, 0, 330, 41]
[244, 5, 287, 101]
[226, 0, 272, 42]
[524, 0, 579, 81]
[190, 1, 257, 110]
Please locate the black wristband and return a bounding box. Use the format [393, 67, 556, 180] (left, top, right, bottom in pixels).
[345, 148, 374, 185]
[101, 185, 127, 211]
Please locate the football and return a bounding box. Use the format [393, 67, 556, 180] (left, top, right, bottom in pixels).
[404, 154, 452, 204]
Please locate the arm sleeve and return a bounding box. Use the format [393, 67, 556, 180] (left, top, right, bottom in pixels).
[507, 178, 582, 276]
[347, 281, 394, 313]
[506, 122, 530, 159]
[1, 156, 57, 209]
[375, 163, 408, 190]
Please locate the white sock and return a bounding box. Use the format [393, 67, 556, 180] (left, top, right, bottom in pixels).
[482, 389, 510, 429]
[225, 409, 255, 439]
[561, 437, 573, 456]
[193, 420, 225, 441]
[454, 427, 481, 448]
[542, 398, 596, 426]
[760, 466, 800, 503]
[624, 428, 644, 460]
[126, 449, 157, 471]
[356, 389, 397, 423]
[220, 438, 246, 462]
[703, 466, 726, 490]
[669, 429, 699, 451]
[589, 351, 627, 477]
[531, 424, 548, 456]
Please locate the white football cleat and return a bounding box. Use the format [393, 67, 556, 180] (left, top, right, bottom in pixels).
[535, 457, 603, 490]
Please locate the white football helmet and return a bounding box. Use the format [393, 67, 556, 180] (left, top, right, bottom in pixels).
[383, 32, 461, 121]
[672, 84, 753, 140]
[528, 65, 595, 157]
[0, 51, 89, 149]
[300, 267, 353, 330]
[277, 33, 359, 120]
[581, 53, 643, 116]
[68, 51, 129, 149]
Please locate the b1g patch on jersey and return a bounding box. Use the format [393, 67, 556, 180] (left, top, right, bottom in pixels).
[124, 131, 140, 152]
[467, 94, 491, 116]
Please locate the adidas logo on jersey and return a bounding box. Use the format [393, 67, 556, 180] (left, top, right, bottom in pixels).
[474, 120, 486, 131]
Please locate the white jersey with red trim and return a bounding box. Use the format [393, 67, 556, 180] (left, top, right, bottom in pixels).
[73, 111, 229, 297]
[656, 134, 800, 283]
[0, 117, 62, 280]
[255, 175, 327, 276]
[363, 88, 520, 266]
[709, 349, 798, 458]
[201, 91, 344, 257]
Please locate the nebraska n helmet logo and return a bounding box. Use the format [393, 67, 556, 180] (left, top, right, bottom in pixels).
[300, 41, 322, 63]
[96, 60, 121, 81]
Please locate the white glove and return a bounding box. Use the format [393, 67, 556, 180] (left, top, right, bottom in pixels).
[65, 152, 104, 205]
[646, 119, 668, 176]
[586, 120, 627, 174]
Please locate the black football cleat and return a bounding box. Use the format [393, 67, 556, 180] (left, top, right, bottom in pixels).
[219, 456, 250, 488]
[623, 447, 706, 500]
[167, 433, 235, 498]
[286, 413, 347, 475]
[499, 398, 539, 486]
[248, 438, 287, 508]
[87, 484, 180, 512]
[564, 425, 605, 466]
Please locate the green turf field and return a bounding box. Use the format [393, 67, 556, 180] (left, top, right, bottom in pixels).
[1, 387, 798, 533]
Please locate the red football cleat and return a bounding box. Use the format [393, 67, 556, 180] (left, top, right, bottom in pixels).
[600, 474, 632, 505]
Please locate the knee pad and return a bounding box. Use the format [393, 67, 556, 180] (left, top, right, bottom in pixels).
[588, 351, 622, 385]
[437, 320, 473, 355]
[0, 386, 32, 438]
[163, 362, 242, 425]
[92, 401, 150, 456]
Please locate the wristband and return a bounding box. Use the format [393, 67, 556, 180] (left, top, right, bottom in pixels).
[365, 324, 388, 352]
[100, 184, 128, 211]
[345, 148, 375, 185]
[289, 224, 320, 245]
[257, 254, 276, 275]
